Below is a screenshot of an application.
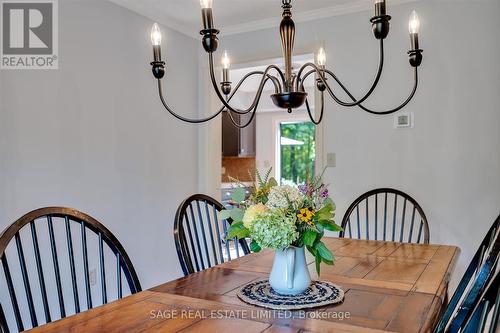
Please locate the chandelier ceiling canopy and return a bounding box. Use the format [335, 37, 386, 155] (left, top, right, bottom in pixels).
[149, 0, 423, 128]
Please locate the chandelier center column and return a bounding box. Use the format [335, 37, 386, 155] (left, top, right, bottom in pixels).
[280, 0, 295, 92]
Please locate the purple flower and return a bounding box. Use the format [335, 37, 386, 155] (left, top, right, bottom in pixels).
[300, 184, 311, 195]
[319, 184, 329, 198]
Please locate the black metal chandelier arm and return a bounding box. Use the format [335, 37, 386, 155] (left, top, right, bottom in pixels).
[303, 92, 325, 125]
[299, 68, 351, 107]
[226, 76, 272, 129]
[325, 67, 419, 115]
[300, 67, 372, 110]
[157, 80, 223, 123]
[230, 70, 281, 97]
[296, 39, 385, 107]
[265, 65, 286, 87]
[298, 75, 325, 125]
[156, 70, 273, 123]
[222, 70, 280, 115]
[208, 52, 284, 115]
[226, 101, 258, 129]
[266, 75, 282, 93]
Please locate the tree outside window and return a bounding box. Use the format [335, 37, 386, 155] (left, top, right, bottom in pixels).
[280, 122, 316, 185]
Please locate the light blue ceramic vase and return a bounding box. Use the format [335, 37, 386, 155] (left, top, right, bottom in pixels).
[269, 246, 311, 295]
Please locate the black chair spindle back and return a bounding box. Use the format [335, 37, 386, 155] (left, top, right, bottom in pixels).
[0, 207, 141, 332]
[174, 194, 250, 276]
[340, 188, 430, 244]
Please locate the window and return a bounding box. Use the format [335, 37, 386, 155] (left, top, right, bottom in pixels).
[279, 121, 316, 185]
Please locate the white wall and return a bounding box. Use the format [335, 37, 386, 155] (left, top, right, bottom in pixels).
[0, 0, 200, 293]
[220, 0, 500, 288]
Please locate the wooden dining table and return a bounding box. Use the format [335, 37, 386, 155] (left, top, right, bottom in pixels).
[28, 237, 459, 333]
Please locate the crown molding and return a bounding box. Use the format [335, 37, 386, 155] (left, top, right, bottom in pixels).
[110, 0, 420, 40]
[220, 0, 420, 37]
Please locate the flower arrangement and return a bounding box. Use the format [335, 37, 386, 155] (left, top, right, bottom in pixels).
[219, 169, 342, 274]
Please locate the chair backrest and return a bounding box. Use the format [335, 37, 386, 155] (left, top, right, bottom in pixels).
[0, 207, 141, 332]
[340, 188, 430, 244]
[461, 271, 499, 333]
[174, 194, 250, 276]
[0, 304, 7, 333]
[434, 214, 499, 333]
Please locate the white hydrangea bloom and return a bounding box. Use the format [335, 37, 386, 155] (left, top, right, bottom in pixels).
[266, 185, 303, 210]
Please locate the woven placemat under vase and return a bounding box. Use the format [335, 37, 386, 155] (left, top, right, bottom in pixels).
[237, 279, 344, 310]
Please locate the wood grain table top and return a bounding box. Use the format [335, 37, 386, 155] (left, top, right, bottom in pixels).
[28, 238, 459, 333]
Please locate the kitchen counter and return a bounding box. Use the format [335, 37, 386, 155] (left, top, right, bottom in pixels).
[220, 181, 253, 189]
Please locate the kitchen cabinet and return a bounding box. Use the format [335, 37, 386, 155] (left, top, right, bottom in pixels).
[222, 111, 255, 157]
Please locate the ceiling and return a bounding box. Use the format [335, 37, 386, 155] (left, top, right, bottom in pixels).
[108, 0, 417, 38]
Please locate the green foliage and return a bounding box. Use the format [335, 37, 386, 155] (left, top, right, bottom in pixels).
[248, 169, 278, 205]
[218, 210, 231, 220]
[231, 187, 246, 203]
[256, 168, 273, 188]
[313, 200, 343, 233]
[250, 240, 261, 252]
[268, 178, 278, 187]
[318, 220, 343, 232]
[316, 241, 333, 261]
[230, 208, 244, 223]
[302, 230, 317, 247]
[226, 222, 250, 239]
[280, 122, 316, 185]
[312, 240, 334, 275]
[315, 253, 321, 275]
[314, 202, 335, 221]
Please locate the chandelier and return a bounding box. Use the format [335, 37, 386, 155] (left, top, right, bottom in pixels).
[149, 0, 423, 128]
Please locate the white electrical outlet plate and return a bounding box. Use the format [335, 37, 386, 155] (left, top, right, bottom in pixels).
[327, 153, 336, 167]
[394, 112, 414, 129]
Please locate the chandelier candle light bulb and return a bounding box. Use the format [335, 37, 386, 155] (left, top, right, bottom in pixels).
[409, 10, 420, 50]
[221, 50, 232, 95]
[200, 0, 214, 30]
[407, 10, 422, 67]
[222, 50, 230, 80]
[316, 47, 327, 91]
[374, 0, 386, 16]
[317, 47, 326, 68]
[200, 0, 213, 9]
[150, 23, 162, 62]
